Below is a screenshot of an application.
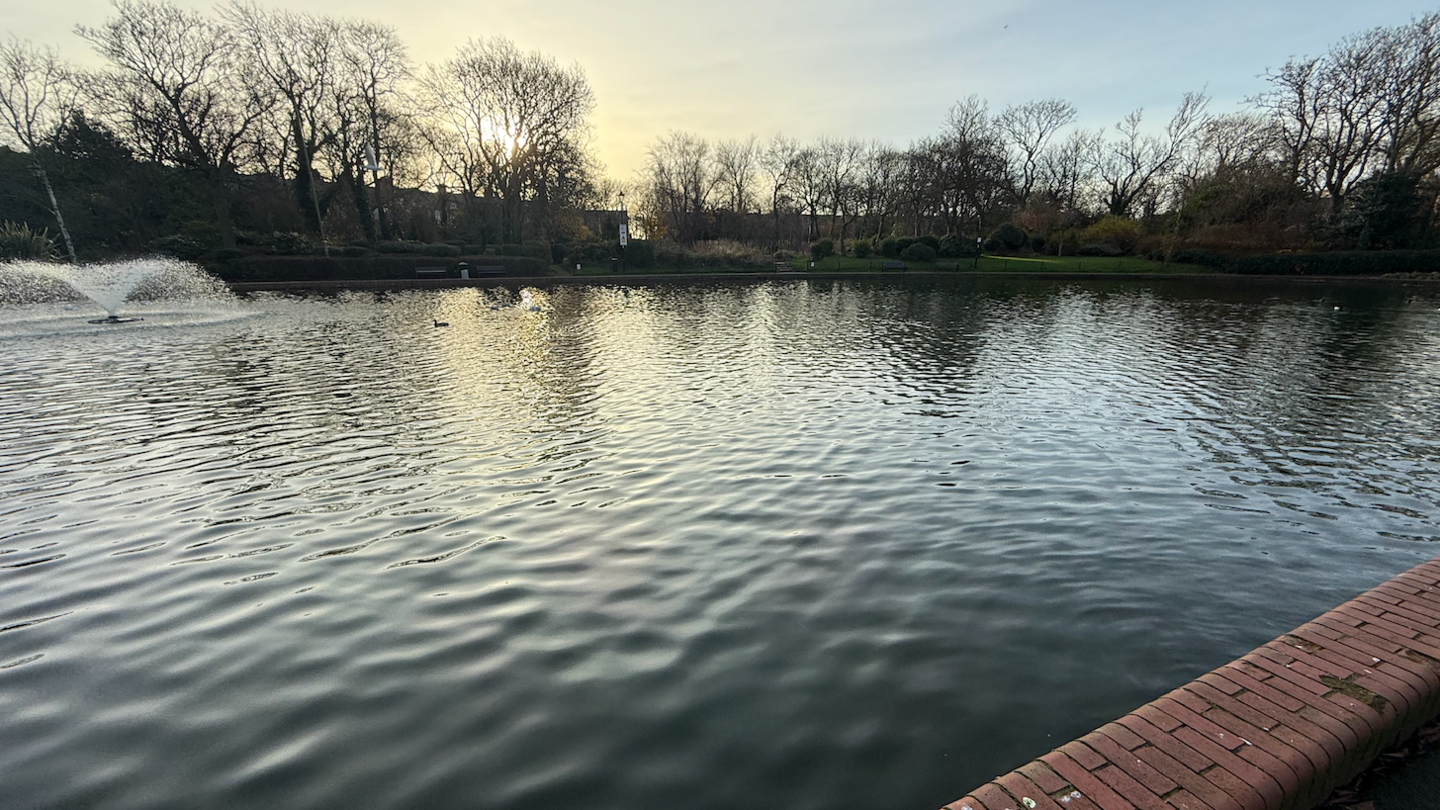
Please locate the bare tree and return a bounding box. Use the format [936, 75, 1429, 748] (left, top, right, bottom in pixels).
[225, 3, 348, 237]
[791, 145, 827, 243]
[328, 19, 409, 241]
[714, 135, 759, 213]
[1037, 128, 1099, 215]
[0, 37, 79, 260]
[420, 37, 595, 243]
[760, 133, 799, 249]
[1093, 92, 1209, 217]
[644, 131, 715, 245]
[817, 136, 863, 254]
[856, 143, 904, 242]
[924, 96, 1011, 235]
[78, 0, 271, 248]
[1198, 113, 1280, 174]
[996, 98, 1077, 207]
[1255, 34, 1385, 213]
[1372, 13, 1440, 177]
[713, 135, 759, 241]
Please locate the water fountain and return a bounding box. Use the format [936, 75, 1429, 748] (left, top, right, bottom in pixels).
[0, 257, 235, 328]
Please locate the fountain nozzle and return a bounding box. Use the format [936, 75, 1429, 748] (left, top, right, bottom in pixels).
[88, 315, 144, 325]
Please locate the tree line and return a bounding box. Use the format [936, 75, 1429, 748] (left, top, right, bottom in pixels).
[2, 3, 1439, 265]
[0, 0, 598, 260]
[641, 11, 1440, 259]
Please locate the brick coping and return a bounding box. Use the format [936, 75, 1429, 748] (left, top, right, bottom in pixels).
[944, 556, 1440, 810]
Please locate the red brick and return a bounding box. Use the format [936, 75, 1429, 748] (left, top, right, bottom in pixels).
[1052, 789, 1104, 810]
[1333, 603, 1423, 642]
[1209, 669, 1361, 750]
[1089, 763, 1170, 810]
[1232, 659, 1283, 687]
[1171, 725, 1287, 810]
[1162, 688, 1218, 720]
[1017, 761, 1072, 796]
[1402, 580, 1440, 608]
[1240, 653, 1382, 739]
[1134, 705, 1183, 733]
[1040, 751, 1139, 810]
[1294, 640, 1425, 720]
[1202, 670, 1301, 712]
[1202, 675, 1245, 696]
[1318, 612, 1440, 664]
[1184, 697, 1316, 786]
[938, 560, 1440, 810]
[1127, 743, 1245, 810]
[1183, 682, 1337, 774]
[1115, 714, 1211, 771]
[1242, 650, 1327, 697]
[1082, 732, 1179, 796]
[1354, 594, 1440, 638]
[1191, 757, 1269, 810]
[1372, 586, 1440, 622]
[945, 793, 989, 810]
[1098, 722, 1148, 752]
[1183, 682, 1274, 731]
[1263, 640, 1416, 719]
[1351, 605, 1440, 656]
[995, 771, 1066, 810]
[972, 781, 1019, 810]
[1292, 623, 1440, 694]
[1063, 740, 1109, 771]
[1151, 697, 1248, 751]
[1162, 789, 1209, 810]
[1392, 567, 1440, 590]
[1234, 738, 1310, 800]
[1312, 621, 1440, 691]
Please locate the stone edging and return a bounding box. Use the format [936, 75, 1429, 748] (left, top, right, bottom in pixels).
[944, 557, 1440, 810]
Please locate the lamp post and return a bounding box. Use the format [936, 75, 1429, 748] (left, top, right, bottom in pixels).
[365, 143, 382, 239]
[618, 190, 628, 273]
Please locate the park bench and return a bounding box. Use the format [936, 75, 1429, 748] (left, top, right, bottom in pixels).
[881, 260, 907, 271]
[776, 261, 803, 273]
[470, 265, 506, 277]
[415, 266, 447, 279]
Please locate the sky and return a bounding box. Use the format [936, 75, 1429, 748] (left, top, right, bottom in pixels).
[6, 0, 1435, 178]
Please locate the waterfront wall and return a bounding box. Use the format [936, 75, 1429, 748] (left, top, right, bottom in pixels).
[945, 557, 1440, 810]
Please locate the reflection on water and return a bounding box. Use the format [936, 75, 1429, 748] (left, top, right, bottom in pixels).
[0, 277, 1437, 810]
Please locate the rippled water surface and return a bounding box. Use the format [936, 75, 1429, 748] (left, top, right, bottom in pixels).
[2, 277, 1439, 810]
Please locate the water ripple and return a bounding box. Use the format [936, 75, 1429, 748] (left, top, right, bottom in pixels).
[0, 279, 1437, 810]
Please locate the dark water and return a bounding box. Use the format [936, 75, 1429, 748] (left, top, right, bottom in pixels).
[1, 277, 1438, 810]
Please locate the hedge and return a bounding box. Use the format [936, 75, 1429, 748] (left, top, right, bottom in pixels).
[1224, 249, 1440, 276]
[209, 254, 549, 283]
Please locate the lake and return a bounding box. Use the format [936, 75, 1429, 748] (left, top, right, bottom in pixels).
[1, 276, 1437, 810]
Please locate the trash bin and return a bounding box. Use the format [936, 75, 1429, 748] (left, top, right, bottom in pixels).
[610, 257, 618, 273]
[458, 261, 470, 279]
